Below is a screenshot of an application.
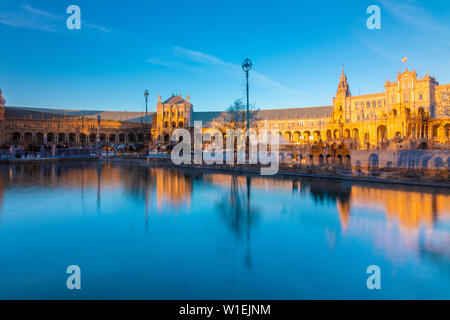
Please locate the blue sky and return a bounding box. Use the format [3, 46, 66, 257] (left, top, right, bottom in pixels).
[0, 0, 449, 112]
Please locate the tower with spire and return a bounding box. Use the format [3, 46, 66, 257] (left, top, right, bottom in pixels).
[332, 69, 352, 133]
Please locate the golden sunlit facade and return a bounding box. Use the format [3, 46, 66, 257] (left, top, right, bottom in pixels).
[1, 68, 449, 151]
[329, 68, 450, 148]
[152, 69, 449, 151]
[249, 69, 450, 148]
[154, 93, 193, 143]
[0, 99, 150, 147]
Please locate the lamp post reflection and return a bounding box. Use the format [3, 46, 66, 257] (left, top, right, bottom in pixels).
[217, 174, 258, 269]
[97, 161, 101, 211]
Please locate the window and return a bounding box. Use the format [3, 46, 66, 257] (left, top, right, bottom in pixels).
[419, 93, 423, 100]
[355, 103, 359, 109]
[378, 101, 382, 107]
[372, 101, 376, 108]
[366, 102, 370, 108]
[404, 92, 409, 102]
[443, 93, 449, 101]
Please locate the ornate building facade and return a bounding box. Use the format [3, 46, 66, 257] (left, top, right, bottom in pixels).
[1, 68, 449, 150]
[153, 93, 193, 143]
[186, 68, 449, 150]
[0, 105, 151, 148]
[328, 68, 450, 148]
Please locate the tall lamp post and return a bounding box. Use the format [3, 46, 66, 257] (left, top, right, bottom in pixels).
[144, 89, 149, 121]
[144, 89, 149, 154]
[242, 59, 252, 132]
[242, 58, 252, 161]
[96, 114, 101, 156]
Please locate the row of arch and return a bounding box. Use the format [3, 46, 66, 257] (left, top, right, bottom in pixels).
[10, 131, 146, 145]
[279, 123, 449, 145]
[164, 121, 184, 129]
[368, 153, 450, 170]
[281, 130, 323, 143]
[279, 152, 352, 167]
[280, 129, 362, 143]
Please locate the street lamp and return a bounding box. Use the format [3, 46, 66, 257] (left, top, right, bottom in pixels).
[97, 114, 101, 156]
[144, 89, 150, 154]
[242, 59, 252, 133]
[144, 89, 149, 121]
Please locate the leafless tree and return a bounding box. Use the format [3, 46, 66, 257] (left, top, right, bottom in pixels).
[220, 99, 259, 130]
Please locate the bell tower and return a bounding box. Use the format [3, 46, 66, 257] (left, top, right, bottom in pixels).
[331, 69, 352, 139]
[333, 69, 351, 122]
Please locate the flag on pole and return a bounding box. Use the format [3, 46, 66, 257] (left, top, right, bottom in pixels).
[402, 56, 408, 63]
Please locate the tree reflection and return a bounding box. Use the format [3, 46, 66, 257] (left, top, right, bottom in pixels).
[216, 175, 259, 268]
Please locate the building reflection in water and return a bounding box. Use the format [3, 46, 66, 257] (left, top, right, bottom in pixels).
[116, 165, 193, 211]
[0, 164, 448, 261]
[203, 172, 449, 262]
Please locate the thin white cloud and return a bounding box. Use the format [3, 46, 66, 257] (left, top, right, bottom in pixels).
[360, 1, 450, 63]
[21, 4, 63, 20]
[145, 57, 178, 68]
[174, 47, 230, 66]
[380, 0, 450, 42]
[153, 46, 302, 95]
[359, 37, 400, 63]
[0, 4, 114, 34]
[0, 12, 58, 32]
[83, 22, 111, 33]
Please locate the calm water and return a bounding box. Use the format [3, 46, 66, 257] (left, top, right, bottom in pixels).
[0, 163, 449, 299]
